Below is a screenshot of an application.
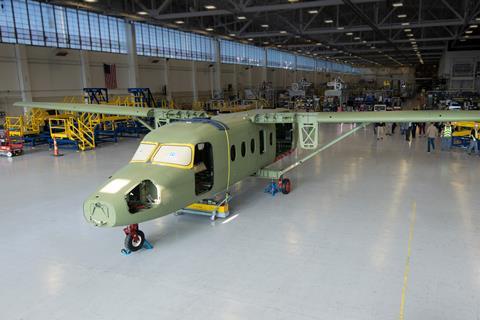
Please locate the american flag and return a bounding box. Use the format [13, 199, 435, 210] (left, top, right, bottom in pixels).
[103, 64, 117, 89]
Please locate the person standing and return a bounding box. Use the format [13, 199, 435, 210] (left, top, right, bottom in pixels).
[467, 123, 479, 155]
[426, 123, 438, 153]
[406, 122, 412, 141]
[411, 122, 417, 139]
[377, 122, 386, 140]
[418, 122, 426, 136]
[441, 122, 452, 151]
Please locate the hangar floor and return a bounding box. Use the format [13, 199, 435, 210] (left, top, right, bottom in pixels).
[1, 124, 480, 320]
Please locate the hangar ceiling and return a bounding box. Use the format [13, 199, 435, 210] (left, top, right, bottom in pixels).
[50, 0, 480, 67]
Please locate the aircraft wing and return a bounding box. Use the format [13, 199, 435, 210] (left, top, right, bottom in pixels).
[250, 110, 480, 149]
[13, 102, 209, 129]
[14, 102, 155, 117]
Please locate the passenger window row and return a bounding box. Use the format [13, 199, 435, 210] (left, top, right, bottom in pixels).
[230, 130, 272, 162]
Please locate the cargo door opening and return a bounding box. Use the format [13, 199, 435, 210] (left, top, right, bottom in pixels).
[275, 123, 293, 156]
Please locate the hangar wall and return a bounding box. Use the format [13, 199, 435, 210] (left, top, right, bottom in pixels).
[437, 50, 480, 91]
[0, 43, 362, 116]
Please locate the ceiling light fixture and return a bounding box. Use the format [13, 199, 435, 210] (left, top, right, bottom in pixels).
[204, 5, 216, 10]
[205, 27, 214, 31]
[465, 30, 473, 34]
[174, 20, 184, 24]
[324, 19, 334, 23]
[404, 28, 411, 32]
[84, 0, 98, 2]
[401, 22, 410, 26]
[261, 24, 269, 28]
[397, 14, 407, 18]
[346, 32, 353, 36]
[316, 42, 322, 45]
[469, 24, 478, 28]
[354, 36, 361, 40]
[237, 16, 247, 20]
[337, 26, 344, 30]
[137, 11, 148, 15]
[392, 2, 403, 7]
[407, 33, 414, 37]
[308, 10, 319, 14]
[229, 33, 236, 37]
[279, 30, 287, 34]
[248, 38, 253, 41]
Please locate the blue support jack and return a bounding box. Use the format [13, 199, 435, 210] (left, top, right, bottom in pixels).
[121, 239, 153, 256]
[265, 180, 280, 196]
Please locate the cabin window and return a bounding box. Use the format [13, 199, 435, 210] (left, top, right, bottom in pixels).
[230, 145, 236, 161]
[152, 145, 193, 168]
[194, 143, 214, 195]
[250, 138, 255, 153]
[269, 132, 273, 146]
[259, 130, 265, 154]
[131, 142, 157, 162]
[241, 142, 246, 157]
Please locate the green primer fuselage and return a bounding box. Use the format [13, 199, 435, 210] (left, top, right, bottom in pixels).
[84, 112, 276, 227]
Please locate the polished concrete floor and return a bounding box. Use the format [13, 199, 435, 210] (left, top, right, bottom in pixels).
[1, 125, 480, 320]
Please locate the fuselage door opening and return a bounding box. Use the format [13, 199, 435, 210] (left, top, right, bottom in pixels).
[194, 143, 214, 195]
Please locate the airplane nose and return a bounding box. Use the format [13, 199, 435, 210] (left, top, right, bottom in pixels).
[84, 200, 115, 227]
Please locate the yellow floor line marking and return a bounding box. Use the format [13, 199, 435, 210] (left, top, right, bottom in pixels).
[399, 201, 417, 320]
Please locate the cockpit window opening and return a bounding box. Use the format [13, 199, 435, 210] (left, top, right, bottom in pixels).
[130, 142, 158, 163]
[152, 144, 194, 169]
[194, 143, 214, 195]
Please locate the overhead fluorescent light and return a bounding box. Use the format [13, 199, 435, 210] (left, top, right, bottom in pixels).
[404, 28, 411, 32]
[175, 20, 184, 24]
[316, 42, 322, 45]
[401, 22, 410, 26]
[288, 0, 299, 2]
[346, 32, 353, 36]
[460, 39, 466, 42]
[337, 26, 344, 30]
[263, 41, 269, 45]
[237, 16, 247, 20]
[248, 38, 253, 41]
[279, 30, 287, 34]
[370, 46, 376, 49]
[84, 0, 98, 2]
[407, 33, 414, 37]
[397, 14, 407, 18]
[308, 10, 319, 14]
[324, 19, 334, 23]
[205, 27, 214, 31]
[261, 24, 269, 28]
[465, 30, 473, 34]
[362, 40, 367, 43]
[354, 36, 361, 40]
[392, 2, 403, 7]
[229, 33, 236, 37]
[469, 24, 478, 28]
[204, 5, 216, 10]
[137, 11, 148, 15]
[476, 17, 480, 21]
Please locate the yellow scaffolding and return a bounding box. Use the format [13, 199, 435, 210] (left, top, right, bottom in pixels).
[49, 116, 95, 151]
